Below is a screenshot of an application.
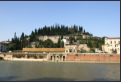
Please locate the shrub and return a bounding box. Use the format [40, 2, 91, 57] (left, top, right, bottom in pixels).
[0, 57, 3, 60]
[34, 55, 37, 59]
[59, 54, 63, 57]
[75, 54, 78, 56]
[90, 48, 95, 52]
[4, 54, 6, 57]
[110, 55, 113, 57]
[53, 54, 56, 56]
[39, 55, 43, 58]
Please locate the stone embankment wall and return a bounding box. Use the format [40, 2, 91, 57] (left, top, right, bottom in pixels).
[23, 48, 65, 52]
[0, 53, 120, 62]
[66, 54, 120, 61]
[0, 53, 48, 61]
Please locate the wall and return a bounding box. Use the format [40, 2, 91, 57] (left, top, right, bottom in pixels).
[23, 48, 65, 51]
[78, 44, 90, 51]
[66, 54, 120, 61]
[38, 35, 70, 43]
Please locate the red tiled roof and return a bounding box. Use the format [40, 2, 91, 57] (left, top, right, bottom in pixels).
[107, 37, 120, 39]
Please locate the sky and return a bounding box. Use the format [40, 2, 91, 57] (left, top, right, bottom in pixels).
[0, 1, 120, 41]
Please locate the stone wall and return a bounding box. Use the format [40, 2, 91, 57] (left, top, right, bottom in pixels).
[66, 54, 120, 61]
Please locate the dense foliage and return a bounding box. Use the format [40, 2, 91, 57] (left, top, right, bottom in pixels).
[7, 24, 106, 51]
[77, 37, 106, 50]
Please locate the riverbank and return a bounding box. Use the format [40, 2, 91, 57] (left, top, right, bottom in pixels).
[0, 53, 120, 63]
[2, 59, 120, 63]
[46, 60, 120, 63]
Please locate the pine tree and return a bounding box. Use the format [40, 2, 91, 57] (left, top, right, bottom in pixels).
[61, 34, 63, 40]
[84, 29, 85, 33]
[57, 37, 61, 48]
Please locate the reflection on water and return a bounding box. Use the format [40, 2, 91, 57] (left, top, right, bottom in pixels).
[0, 61, 120, 81]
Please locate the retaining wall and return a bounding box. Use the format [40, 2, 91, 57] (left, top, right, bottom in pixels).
[66, 54, 120, 61]
[23, 48, 65, 51]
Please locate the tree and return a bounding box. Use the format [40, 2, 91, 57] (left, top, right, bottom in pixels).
[35, 44, 39, 48]
[80, 26, 83, 32]
[87, 38, 92, 48]
[99, 43, 102, 50]
[39, 45, 42, 48]
[43, 39, 54, 48]
[7, 43, 16, 50]
[14, 32, 16, 39]
[60, 41, 64, 48]
[102, 36, 107, 44]
[92, 41, 98, 48]
[27, 45, 32, 48]
[39, 40, 43, 45]
[57, 37, 61, 48]
[90, 48, 95, 52]
[69, 36, 75, 44]
[84, 29, 85, 33]
[53, 43, 58, 48]
[61, 34, 63, 40]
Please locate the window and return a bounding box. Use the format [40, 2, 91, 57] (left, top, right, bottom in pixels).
[115, 45, 116, 47]
[114, 41, 116, 43]
[111, 41, 112, 44]
[118, 41, 120, 44]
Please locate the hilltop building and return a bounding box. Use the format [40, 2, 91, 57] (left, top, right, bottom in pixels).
[93, 36, 102, 40]
[82, 34, 93, 39]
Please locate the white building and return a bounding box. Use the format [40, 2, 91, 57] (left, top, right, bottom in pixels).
[61, 39, 70, 47]
[102, 37, 120, 54]
[0, 43, 7, 52]
[0, 41, 11, 52]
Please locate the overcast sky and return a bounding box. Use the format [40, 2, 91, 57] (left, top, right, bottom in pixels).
[0, 1, 120, 41]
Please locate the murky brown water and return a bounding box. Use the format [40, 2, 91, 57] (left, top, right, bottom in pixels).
[0, 61, 120, 81]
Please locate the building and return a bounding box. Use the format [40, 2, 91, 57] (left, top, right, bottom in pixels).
[102, 37, 120, 54]
[77, 44, 90, 52]
[61, 39, 70, 47]
[93, 36, 102, 40]
[0, 41, 11, 52]
[0, 42, 7, 52]
[65, 43, 90, 53]
[82, 34, 93, 39]
[65, 44, 78, 53]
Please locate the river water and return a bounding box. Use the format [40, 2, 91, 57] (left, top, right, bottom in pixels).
[0, 61, 120, 81]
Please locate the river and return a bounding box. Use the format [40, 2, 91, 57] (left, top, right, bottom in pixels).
[0, 61, 120, 81]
